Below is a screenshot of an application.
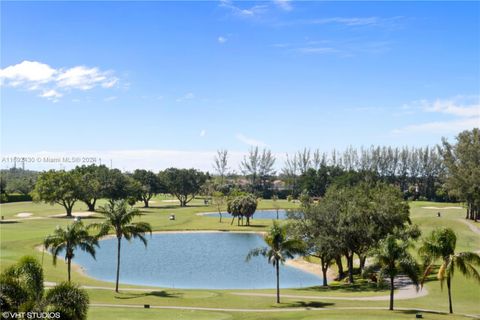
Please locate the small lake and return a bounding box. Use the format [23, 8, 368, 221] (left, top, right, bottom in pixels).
[202, 209, 293, 220]
[72, 232, 321, 289]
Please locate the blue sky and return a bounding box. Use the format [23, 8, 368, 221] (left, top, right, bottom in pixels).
[1, 1, 479, 171]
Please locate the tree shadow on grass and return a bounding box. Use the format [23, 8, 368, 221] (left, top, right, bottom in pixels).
[0, 220, 20, 224]
[279, 301, 334, 309]
[396, 309, 448, 317]
[115, 290, 182, 300]
[297, 281, 388, 293]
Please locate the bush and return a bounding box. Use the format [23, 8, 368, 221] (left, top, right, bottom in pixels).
[0, 194, 32, 203]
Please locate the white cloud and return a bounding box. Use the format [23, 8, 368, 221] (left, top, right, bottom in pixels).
[422, 96, 480, 118]
[56, 66, 117, 90]
[40, 89, 62, 102]
[274, 0, 292, 11]
[393, 95, 480, 135]
[176, 92, 195, 102]
[393, 118, 479, 135]
[296, 47, 338, 54]
[0, 60, 118, 101]
[219, 0, 267, 18]
[104, 96, 118, 102]
[312, 17, 380, 26]
[0, 61, 57, 84]
[235, 133, 267, 147]
[218, 36, 227, 44]
[200, 129, 206, 137]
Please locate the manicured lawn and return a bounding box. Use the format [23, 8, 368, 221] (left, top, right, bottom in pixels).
[1, 197, 479, 319]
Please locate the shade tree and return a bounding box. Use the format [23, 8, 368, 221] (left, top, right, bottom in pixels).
[132, 169, 164, 208]
[31, 170, 81, 217]
[159, 168, 207, 207]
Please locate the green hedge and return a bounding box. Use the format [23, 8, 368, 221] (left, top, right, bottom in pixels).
[0, 193, 32, 203]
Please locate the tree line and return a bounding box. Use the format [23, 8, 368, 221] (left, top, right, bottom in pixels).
[1, 128, 478, 220]
[29, 167, 207, 216]
[212, 128, 479, 220]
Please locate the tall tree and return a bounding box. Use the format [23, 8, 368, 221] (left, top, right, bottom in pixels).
[246, 221, 305, 303]
[288, 199, 343, 286]
[159, 168, 207, 207]
[297, 148, 311, 175]
[73, 164, 109, 211]
[32, 170, 81, 217]
[213, 149, 229, 185]
[44, 221, 98, 282]
[419, 228, 480, 314]
[371, 234, 420, 310]
[442, 128, 480, 220]
[101, 169, 137, 201]
[94, 200, 152, 292]
[132, 169, 164, 207]
[282, 153, 300, 197]
[240, 147, 260, 192]
[258, 149, 276, 193]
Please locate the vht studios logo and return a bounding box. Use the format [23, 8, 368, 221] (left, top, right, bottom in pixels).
[1, 312, 60, 319]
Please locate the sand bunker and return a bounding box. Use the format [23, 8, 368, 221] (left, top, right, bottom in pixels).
[15, 212, 33, 218]
[50, 211, 97, 218]
[162, 200, 179, 203]
[422, 206, 463, 210]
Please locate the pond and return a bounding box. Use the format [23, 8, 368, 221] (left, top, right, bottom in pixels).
[72, 232, 321, 289]
[202, 209, 293, 220]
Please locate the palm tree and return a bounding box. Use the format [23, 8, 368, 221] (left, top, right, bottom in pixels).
[0, 256, 44, 311]
[0, 256, 89, 319]
[419, 228, 480, 313]
[246, 221, 305, 303]
[94, 200, 152, 292]
[44, 221, 98, 282]
[46, 282, 89, 320]
[372, 234, 420, 311]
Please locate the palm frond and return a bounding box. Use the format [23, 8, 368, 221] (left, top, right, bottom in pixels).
[246, 247, 268, 262]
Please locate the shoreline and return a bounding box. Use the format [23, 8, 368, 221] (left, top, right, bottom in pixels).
[38, 229, 332, 287]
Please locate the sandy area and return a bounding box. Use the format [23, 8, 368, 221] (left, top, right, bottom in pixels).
[285, 258, 335, 281]
[15, 212, 33, 218]
[421, 206, 463, 210]
[162, 200, 179, 203]
[49, 211, 97, 218]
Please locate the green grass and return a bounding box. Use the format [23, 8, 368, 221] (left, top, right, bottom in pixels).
[1, 197, 479, 319]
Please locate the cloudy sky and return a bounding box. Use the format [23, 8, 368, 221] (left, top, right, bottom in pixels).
[1, 1, 479, 171]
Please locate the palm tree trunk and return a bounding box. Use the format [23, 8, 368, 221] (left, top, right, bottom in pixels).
[389, 275, 394, 310]
[115, 237, 122, 292]
[276, 260, 280, 304]
[67, 258, 71, 282]
[447, 277, 453, 313]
